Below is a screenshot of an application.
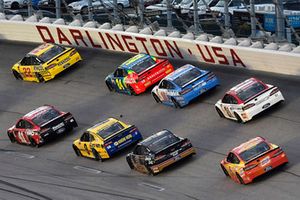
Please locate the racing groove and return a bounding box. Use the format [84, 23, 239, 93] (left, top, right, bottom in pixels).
[0, 41, 300, 200]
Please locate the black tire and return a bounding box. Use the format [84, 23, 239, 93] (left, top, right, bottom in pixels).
[216, 107, 225, 118]
[171, 98, 182, 108]
[12, 70, 23, 80]
[7, 132, 16, 143]
[220, 164, 229, 177]
[11, 2, 20, 9]
[152, 93, 161, 103]
[92, 149, 102, 162]
[36, 73, 45, 83]
[105, 80, 114, 92]
[81, 7, 88, 15]
[29, 136, 40, 148]
[126, 155, 134, 169]
[129, 86, 137, 96]
[236, 173, 245, 185]
[73, 145, 82, 157]
[234, 112, 244, 123]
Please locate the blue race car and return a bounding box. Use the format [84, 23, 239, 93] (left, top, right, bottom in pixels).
[151, 64, 220, 108]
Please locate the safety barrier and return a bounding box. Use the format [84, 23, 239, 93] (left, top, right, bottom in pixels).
[0, 14, 300, 76]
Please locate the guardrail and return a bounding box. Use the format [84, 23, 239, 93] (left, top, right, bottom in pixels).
[1, 13, 300, 76]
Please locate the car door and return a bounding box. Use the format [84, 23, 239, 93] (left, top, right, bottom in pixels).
[225, 152, 242, 179]
[19, 56, 35, 80]
[77, 132, 93, 158]
[131, 146, 149, 173]
[157, 80, 171, 103]
[112, 68, 128, 92]
[14, 119, 30, 144]
[220, 94, 238, 119]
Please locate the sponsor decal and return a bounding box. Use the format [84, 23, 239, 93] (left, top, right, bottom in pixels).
[36, 26, 246, 68]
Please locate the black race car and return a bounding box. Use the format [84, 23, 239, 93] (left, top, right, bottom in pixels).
[126, 130, 196, 175]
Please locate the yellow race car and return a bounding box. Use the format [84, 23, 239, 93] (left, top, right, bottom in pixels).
[12, 43, 82, 82]
[72, 118, 143, 161]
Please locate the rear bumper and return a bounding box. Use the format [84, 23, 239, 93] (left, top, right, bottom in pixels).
[150, 147, 196, 174]
[242, 152, 288, 184]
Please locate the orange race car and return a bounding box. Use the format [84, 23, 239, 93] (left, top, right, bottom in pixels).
[220, 136, 288, 184]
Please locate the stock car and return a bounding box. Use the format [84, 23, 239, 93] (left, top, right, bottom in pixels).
[12, 43, 82, 82]
[105, 54, 174, 95]
[220, 136, 288, 184]
[151, 64, 219, 108]
[7, 105, 78, 147]
[72, 118, 143, 161]
[126, 130, 196, 175]
[215, 78, 284, 123]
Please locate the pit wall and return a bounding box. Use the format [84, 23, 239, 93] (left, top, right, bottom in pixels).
[0, 20, 300, 76]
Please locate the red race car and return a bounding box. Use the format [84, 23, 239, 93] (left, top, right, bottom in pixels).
[220, 136, 288, 184]
[105, 54, 174, 95]
[7, 105, 78, 147]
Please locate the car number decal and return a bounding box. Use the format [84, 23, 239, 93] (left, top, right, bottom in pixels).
[23, 67, 33, 77]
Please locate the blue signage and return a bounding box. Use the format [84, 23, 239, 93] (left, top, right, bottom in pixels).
[264, 14, 300, 32]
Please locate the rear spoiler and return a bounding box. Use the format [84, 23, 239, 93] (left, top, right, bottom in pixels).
[244, 86, 276, 104]
[245, 146, 280, 165]
[46, 48, 74, 65]
[181, 71, 212, 89]
[40, 112, 72, 129]
[103, 125, 137, 142]
[138, 59, 169, 76]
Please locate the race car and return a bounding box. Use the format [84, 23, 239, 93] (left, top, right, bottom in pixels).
[72, 118, 143, 161]
[105, 54, 174, 95]
[7, 105, 78, 147]
[126, 129, 196, 175]
[215, 77, 284, 123]
[12, 43, 82, 82]
[151, 64, 219, 108]
[220, 136, 288, 184]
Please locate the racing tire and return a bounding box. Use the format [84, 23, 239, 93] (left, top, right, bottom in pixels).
[81, 7, 88, 15]
[129, 86, 137, 96]
[29, 136, 40, 148]
[220, 164, 229, 177]
[105, 81, 114, 92]
[73, 145, 82, 157]
[216, 107, 225, 118]
[36, 73, 45, 83]
[12, 70, 23, 80]
[234, 112, 244, 124]
[126, 155, 134, 169]
[92, 149, 103, 162]
[236, 173, 245, 185]
[171, 98, 182, 108]
[7, 132, 16, 143]
[152, 93, 161, 103]
[11, 2, 20, 9]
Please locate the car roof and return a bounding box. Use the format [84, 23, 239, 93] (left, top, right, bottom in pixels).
[23, 105, 54, 120]
[119, 54, 154, 70]
[87, 118, 122, 136]
[164, 64, 201, 81]
[28, 43, 55, 57]
[231, 137, 266, 155]
[227, 77, 263, 95]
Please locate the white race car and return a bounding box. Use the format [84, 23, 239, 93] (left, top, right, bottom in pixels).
[215, 77, 284, 123]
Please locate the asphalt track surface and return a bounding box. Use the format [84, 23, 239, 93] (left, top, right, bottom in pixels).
[0, 41, 300, 200]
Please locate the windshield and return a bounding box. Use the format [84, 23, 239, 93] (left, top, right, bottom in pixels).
[97, 122, 124, 139]
[129, 57, 156, 74]
[38, 45, 65, 62]
[236, 82, 266, 101]
[143, 130, 180, 153]
[180, 0, 192, 5]
[32, 108, 61, 126]
[215, 0, 225, 7]
[173, 68, 202, 87]
[239, 142, 270, 162]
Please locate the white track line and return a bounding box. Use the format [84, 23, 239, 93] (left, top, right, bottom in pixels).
[138, 182, 165, 191]
[73, 166, 102, 174]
